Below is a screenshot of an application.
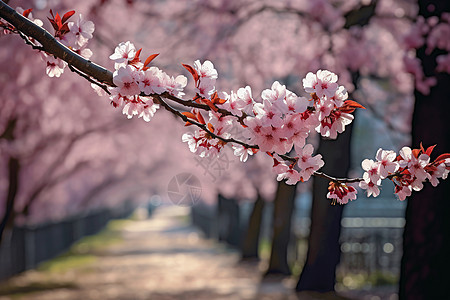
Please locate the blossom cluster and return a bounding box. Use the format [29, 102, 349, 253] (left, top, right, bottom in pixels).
[358, 145, 450, 201]
[1, 8, 95, 77]
[107, 41, 187, 122]
[180, 62, 365, 191]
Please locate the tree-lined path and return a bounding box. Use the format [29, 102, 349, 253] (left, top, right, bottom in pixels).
[0, 206, 309, 300]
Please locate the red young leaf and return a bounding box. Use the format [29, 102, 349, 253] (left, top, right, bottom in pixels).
[434, 153, 450, 164]
[47, 17, 59, 31]
[207, 123, 215, 133]
[54, 12, 62, 28]
[425, 144, 437, 156]
[205, 99, 219, 112]
[181, 111, 197, 121]
[62, 10, 75, 24]
[128, 48, 142, 65]
[182, 64, 199, 84]
[60, 23, 70, 35]
[49, 9, 55, 19]
[412, 148, 421, 158]
[211, 92, 227, 104]
[344, 100, 366, 109]
[419, 142, 425, 154]
[144, 53, 159, 68]
[196, 111, 205, 124]
[23, 9, 33, 18]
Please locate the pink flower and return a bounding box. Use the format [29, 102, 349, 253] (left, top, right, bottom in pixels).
[232, 144, 254, 162]
[182, 132, 198, 153]
[261, 81, 288, 114]
[236, 86, 255, 115]
[399, 146, 430, 181]
[45, 55, 66, 78]
[276, 166, 301, 185]
[197, 77, 216, 98]
[166, 75, 188, 98]
[109, 41, 137, 69]
[327, 183, 357, 205]
[375, 148, 399, 178]
[253, 100, 283, 127]
[395, 185, 412, 201]
[331, 85, 348, 108]
[67, 14, 95, 48]
[295, 144, 324, 181]
[112, 66, 141, 96]
[138, 98, 159, 122]
[303, 70, 339, 98]
[285, 92, 308, 113]
[428, 162, 449, 187]
[221, 91, 243, 117]
[193, 60, 218, 79]
[122, 100, 142, 119]
[359, 180, 381, 197]
[137, 67, 165, 95]
[361, 159, 381, 184]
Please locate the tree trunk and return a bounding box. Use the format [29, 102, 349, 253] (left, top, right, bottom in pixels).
[399, 1, 450, 298]
[296, 122, 353, 292]
[0, 157, 19, 244]
[265, 181, 297, 276]
[0, 119, 19, 244]
[241, 193, 265, 260]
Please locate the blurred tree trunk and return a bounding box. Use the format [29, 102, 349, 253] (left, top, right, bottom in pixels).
[241, 193, 265, 260]
[399, 1, 450, 299]
[296, 123, 353, 292]
[265, 181, 297, 276]
[0, 119, 19, 244]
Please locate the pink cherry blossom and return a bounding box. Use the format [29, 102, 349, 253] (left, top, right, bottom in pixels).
[395, 185, 412, 201]
[236, 86, 255, 115]
[359, 180, 381, 197]
[285, 92, 308, 113]
[109, 41, 137, 69]
[303, 70, 339, 99]
[361, 159, 381, 184]
[277, 167, 301, 185]
[232, 144, 254, 162]
[112, 66, 141, 96]
[220, 91, 243, 117]
[295, 144, 324, 181]
[138, 98, 159, 122]
[399, 146, 430, 181]
[45, 55, 66, 78]
[136, 67, 165, 95]
[193, 60, 218, 79]
[375, 148, 399, 178]
[253, 100, 283, 127]
[66, 14, 95, 48]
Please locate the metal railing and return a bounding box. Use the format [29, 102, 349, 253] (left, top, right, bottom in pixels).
[0, 206, 133, 281]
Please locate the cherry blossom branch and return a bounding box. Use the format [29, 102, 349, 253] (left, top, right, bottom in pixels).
[155, 95, 257, 149]
[3, 3, 449, 206]
[314, 171, 363, 184]
[0, 0, 113, 86]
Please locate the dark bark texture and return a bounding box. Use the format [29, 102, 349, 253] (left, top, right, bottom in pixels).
[399, 1, 450, 299]
[296, 123, 353, 292]
[265, 181, 297, 276]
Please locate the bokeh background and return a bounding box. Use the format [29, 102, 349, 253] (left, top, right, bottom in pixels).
[1, 0, 449, 299]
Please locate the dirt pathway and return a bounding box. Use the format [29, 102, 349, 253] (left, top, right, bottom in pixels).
[0, 206, 313, 300]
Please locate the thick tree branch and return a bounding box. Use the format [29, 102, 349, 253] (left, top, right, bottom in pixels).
[0, 0, 113, 86]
